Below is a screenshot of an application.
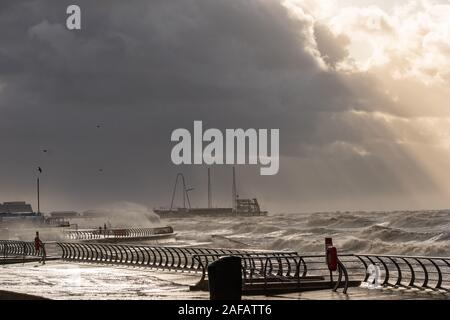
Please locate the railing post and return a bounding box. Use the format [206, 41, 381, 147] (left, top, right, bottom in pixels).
[23, 243, 26, 264]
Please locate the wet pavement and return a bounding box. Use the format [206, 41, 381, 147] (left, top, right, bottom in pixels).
[1, 260, 449, 300]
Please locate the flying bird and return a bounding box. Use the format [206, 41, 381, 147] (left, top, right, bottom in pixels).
[38, 167, 42, 173]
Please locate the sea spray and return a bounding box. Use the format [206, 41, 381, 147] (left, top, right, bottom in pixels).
[82, 201, 160, 228]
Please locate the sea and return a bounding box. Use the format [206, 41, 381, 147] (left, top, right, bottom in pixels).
[165, 210, 450, 257]
[2, 208, 450, 299]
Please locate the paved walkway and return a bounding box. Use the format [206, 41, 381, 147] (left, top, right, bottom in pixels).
[1, 261, 449, 300]
[270, 287, 450, 300]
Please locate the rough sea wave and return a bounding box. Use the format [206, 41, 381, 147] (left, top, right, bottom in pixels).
[166, 211, 450, 256]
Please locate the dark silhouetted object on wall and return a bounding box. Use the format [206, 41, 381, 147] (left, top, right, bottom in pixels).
[207, 256, 242, 300]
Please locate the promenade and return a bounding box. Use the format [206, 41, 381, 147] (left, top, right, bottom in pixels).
[1, 260, 449, 300]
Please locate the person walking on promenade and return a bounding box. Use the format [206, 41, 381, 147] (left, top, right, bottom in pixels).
[34, 231, 46, 265]
[34, 231, 41, 255]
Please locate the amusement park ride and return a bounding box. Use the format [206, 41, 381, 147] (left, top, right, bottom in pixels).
[153, 167, 267, 217]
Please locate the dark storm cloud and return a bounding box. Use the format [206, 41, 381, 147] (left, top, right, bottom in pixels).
[314, 23, 350, 68]
[0, 0, 439, 212]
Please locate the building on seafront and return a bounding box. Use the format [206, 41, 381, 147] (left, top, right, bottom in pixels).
[0, 201, 44, 224]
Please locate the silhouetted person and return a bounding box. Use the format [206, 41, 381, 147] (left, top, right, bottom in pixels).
[34, 231, 46, 264]
[34, 231, 41, 254]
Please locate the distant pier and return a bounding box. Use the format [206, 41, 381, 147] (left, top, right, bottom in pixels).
[62, 226, 176, 242]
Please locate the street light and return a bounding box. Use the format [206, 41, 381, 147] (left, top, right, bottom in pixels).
[37, 167, 42, 214]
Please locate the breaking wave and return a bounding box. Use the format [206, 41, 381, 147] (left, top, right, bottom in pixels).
[168, 210, 450, 256]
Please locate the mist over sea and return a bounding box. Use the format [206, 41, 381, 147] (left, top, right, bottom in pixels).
[3, 202, 450, 257]
[165, 211, 450, 257]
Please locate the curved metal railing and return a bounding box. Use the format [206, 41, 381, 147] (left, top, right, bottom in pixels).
[351, 254, 450, 292]
[297, 255, 350, 293]
[191, 253, 350, 293]
[191, 252, 301, 285]
[56, 242, 296, 273]
[192, 252, 300, 275]
[7, 239, 446, 294]
[63, 226, 174, 240]
[0, 240, 42, 258]
[1, 240, 350, 293]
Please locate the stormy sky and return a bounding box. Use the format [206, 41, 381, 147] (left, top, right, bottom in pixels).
[1, 0, 450, 213]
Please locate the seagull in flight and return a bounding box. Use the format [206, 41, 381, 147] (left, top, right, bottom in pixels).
[38, 167, 42, 173]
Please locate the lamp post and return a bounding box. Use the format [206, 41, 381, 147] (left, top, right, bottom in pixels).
[37, 177, 40, 214]
[37, 166, 42, 215]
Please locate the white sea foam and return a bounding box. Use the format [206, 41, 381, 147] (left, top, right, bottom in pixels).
[167, 211, 450, 256]
[4, 207, 449, 256]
